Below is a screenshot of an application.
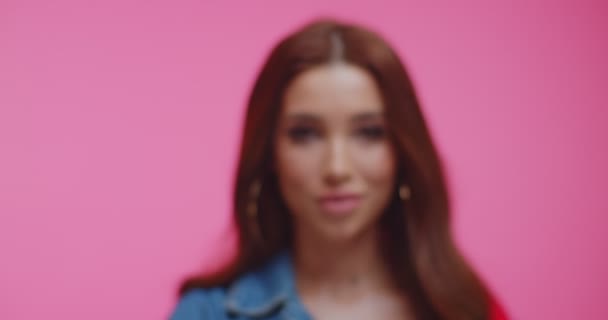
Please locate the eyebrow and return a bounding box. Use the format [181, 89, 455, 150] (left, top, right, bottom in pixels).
[283, 111, 384, 122]
[351, 112, 384, 122]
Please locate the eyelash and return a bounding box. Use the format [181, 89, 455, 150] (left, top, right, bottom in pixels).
[355, 126, 386, 140]
[287, 126, 319, 143]
[286, 125, 386, 143]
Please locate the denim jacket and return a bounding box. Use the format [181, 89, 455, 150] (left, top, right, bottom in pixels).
[170, 251, 313, 320]
[171, 252, 508, 320]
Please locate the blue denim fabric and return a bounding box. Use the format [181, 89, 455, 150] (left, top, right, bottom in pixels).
[170, 251, 313, 320]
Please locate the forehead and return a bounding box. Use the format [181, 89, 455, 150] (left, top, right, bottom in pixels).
[282, 63, 384, 116]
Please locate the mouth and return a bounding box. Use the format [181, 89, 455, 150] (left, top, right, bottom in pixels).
[318, 193, 362, 217]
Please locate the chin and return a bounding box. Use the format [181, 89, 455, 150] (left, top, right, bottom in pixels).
[294, 207, 381, 245]
[316, 219, 376, 244]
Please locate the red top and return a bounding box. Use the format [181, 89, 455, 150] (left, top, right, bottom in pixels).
[490, 296, 509, 320]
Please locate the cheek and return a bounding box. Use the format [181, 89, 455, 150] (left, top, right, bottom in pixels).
[353, 143, 396, 186]
[275, 139, 322, 193]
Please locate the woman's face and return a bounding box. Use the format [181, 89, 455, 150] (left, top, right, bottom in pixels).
[275, 63, 396, 243]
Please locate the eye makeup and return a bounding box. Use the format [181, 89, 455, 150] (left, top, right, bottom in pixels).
[286, 125, 322, 144]
[280, 111, 387, 144]
[353, 124, 387, 141]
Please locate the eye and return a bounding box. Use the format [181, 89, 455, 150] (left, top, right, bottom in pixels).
[287, 125, 320, 143]
[355, 125, 386, 141]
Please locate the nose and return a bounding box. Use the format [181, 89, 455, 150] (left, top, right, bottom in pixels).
[323, 137, 352, 186]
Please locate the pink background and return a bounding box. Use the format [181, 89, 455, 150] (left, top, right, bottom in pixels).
[1, 1, 607, 319]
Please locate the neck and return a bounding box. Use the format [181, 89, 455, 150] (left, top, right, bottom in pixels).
[293, 226, 392, 295]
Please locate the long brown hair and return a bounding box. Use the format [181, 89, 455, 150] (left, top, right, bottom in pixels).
[181, 18, 493, 320]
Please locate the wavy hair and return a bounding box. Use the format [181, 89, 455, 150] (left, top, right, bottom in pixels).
[180, 19, 494, 320]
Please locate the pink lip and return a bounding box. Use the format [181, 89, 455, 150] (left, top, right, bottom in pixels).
[318, 193, 362, 216]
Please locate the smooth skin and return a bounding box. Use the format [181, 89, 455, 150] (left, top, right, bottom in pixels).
[275, 63, 414, 319]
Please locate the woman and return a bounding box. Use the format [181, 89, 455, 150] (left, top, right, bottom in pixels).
[171, 19, 507, 319]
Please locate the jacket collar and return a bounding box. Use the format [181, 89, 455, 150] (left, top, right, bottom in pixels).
[224, 250, 303, 318]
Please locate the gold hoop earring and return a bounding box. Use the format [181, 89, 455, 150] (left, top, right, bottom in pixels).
[399, 184, 411, 201]
[247, 180, 263, 243]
